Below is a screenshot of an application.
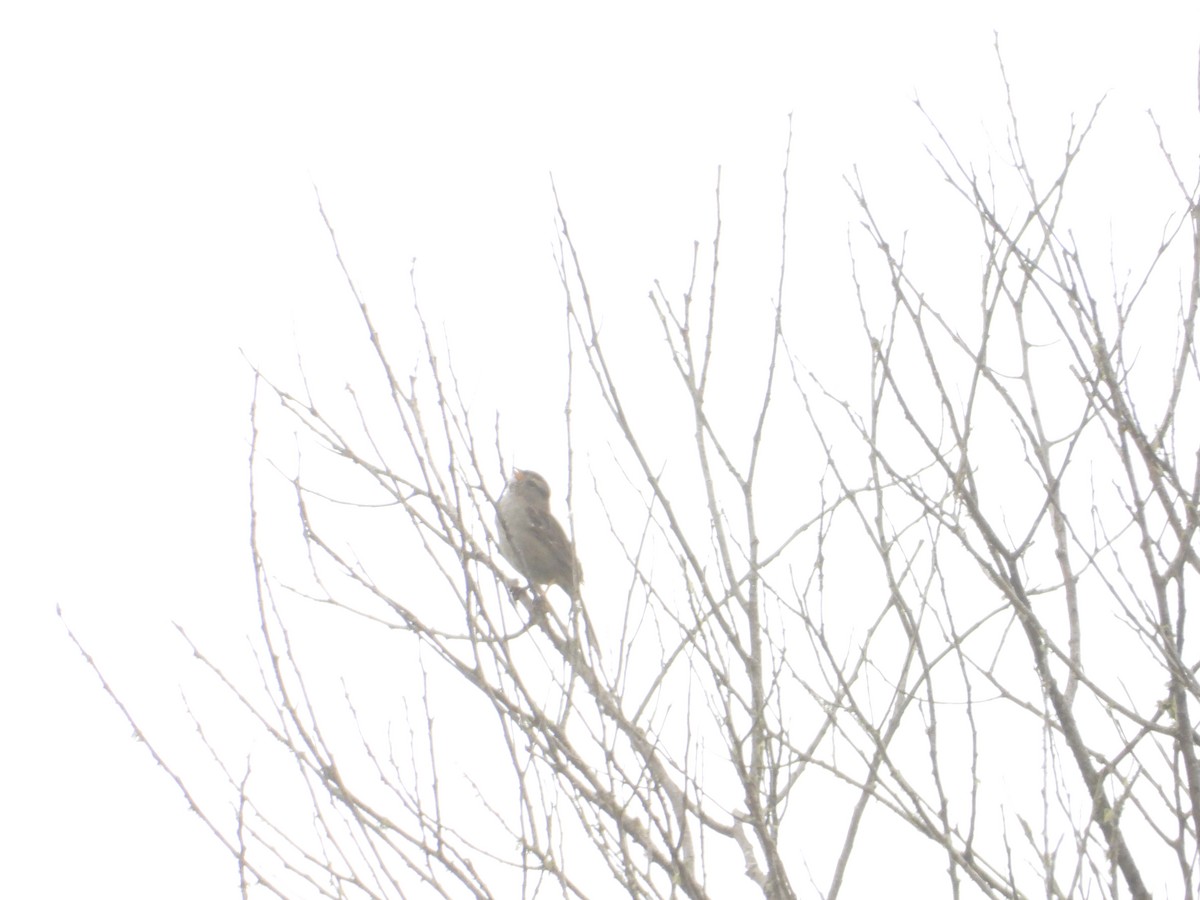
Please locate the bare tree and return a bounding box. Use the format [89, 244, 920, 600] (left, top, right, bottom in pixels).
[70, 55, 1199, 899]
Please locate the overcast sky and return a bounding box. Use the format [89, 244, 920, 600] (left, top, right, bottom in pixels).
[2, 2, 1198, 897]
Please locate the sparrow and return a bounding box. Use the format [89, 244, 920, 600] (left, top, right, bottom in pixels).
[496, 469, 599, 657]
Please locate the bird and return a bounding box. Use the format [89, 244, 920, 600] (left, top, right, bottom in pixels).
[496, 469, 599, 657]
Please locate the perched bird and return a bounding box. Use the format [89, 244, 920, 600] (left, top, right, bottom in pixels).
[496, 469, 599, 656]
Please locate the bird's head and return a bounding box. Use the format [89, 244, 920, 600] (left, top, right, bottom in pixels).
[510, 469, 552, 503]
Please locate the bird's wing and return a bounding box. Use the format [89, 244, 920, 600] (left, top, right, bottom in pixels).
[526, 506, 571, 555]
[527, 506, 582, 584]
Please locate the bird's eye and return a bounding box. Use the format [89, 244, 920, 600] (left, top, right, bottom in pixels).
[524, 472, 550, 498]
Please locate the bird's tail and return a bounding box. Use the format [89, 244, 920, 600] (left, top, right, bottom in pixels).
[575, 595, 602, 662]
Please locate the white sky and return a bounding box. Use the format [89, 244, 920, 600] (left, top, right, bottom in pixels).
[2, 2, 1199, 897]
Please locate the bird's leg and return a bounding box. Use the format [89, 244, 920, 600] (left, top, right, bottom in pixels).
[527, 583, 551, 625]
